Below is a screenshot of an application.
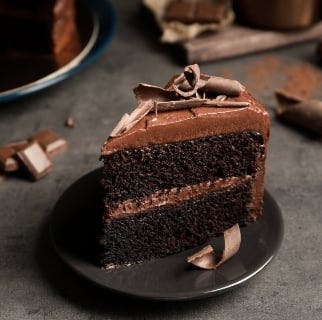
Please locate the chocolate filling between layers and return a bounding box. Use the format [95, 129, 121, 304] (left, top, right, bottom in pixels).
[107, 175, 252, 219]
[100, 180, 253, 267]
[101, 131, 265, 205]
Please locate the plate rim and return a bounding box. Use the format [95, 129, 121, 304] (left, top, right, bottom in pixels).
[50, 169, 284, 302]
[0, 0, 116, 104]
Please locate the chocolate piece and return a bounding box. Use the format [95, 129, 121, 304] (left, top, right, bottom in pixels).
[0, 146, 19, 172]
[165, 0, 228, 24]
[6, 140, 29, 152]
[110, 101, 153, 137]
[17, 142, 53, 181]
[30, 129, 68, 157]
[275, 91, 322, 135]
[65, 117, 76, 128]
[187, 224, 241, 270]
[187, 245, 216, 269]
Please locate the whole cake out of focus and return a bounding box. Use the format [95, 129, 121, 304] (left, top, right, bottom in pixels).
[99, 64, 270, 269]
[0, 0, 81, 67]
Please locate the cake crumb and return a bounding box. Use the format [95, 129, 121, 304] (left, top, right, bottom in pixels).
[65, 117, 76, 128]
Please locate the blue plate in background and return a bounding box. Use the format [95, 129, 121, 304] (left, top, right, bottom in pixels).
[0, 0, 116, 104]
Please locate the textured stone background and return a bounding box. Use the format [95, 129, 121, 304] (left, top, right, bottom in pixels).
[0, 1, 321, 319]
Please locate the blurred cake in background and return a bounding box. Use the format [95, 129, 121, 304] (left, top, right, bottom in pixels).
[0, 0, 81, 68]
[143, 0, 234, 43]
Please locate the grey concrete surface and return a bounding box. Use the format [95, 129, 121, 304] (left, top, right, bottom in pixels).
[0, 1, 321, 319]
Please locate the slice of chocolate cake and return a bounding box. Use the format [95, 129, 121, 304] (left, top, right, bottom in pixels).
[0, 0, 81, 66]
[100, 65, 270, 269]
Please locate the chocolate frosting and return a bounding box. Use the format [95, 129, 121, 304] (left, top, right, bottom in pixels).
[102, 65, 270, 156]
[102, 91, 269, 156]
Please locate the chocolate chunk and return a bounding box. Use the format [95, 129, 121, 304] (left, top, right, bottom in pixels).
[187, 224, 241, 270]
[0, 146, 19, 172]
[165, 0, 227, 24]
[275, 91, 322, 135]
[17, 142, 53, 181]
[30, 130, 68, 157]
[6, 140, 29, 152]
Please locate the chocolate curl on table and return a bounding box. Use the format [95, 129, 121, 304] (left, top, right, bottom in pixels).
[187, 224, 241, 270]
[275, 91, 322, 135]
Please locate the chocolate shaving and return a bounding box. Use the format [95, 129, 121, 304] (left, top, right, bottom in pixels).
[110, 64, 247, 137]
[134, 84, 176, 104]
[187, 245, 216, 270]
[200, 75, 245, 96]
[275, 90, 322, 135]
[216, 95, 227, 101]
[187, 224, 241, 270]
[110, 101, 153, 137]
[154, 99, 249, 112]
[172, 64, 201, 97]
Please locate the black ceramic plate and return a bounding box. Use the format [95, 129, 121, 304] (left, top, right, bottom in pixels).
[50, 169, 283, 301]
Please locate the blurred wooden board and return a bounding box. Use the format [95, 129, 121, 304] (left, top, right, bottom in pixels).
[182, 22, 322, 63]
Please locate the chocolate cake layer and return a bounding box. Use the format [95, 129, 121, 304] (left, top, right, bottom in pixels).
[101, 180, 253, 267]
[101, 131, 264, 204]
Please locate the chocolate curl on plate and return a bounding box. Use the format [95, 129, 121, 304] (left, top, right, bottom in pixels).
[187, 245, 216, 270]
[217, 224, 241, 267]
[187, 224, 241, 270]
[275, 91, 322, 135]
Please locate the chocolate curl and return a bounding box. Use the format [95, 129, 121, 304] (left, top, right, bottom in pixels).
[172, 64, 201, 98]
[275, 91, 322, 135]
[187, 224, 241, 270]
[187, 245, 217, 270]
[201, 75, 245, 96]
[154, 99, 249, 112]
[110, 101, 153, 137]
[217, 224, 241, 267]
[134, 83, 176, 104]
